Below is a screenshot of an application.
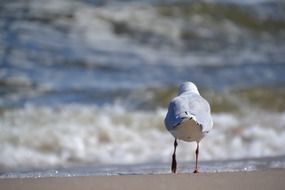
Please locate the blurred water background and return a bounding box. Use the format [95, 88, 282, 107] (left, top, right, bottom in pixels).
[1, 0, 285, 174]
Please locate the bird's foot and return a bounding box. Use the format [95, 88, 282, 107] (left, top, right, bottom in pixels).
[193, 169, 199, 173]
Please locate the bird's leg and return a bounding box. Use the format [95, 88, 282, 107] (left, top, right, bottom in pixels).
[171, 139, 178, 173]
[193, 142, 199, 173]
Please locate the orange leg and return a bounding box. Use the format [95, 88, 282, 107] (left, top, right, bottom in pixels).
[171, 139, 178, 173]
[193, 142, 199, 173]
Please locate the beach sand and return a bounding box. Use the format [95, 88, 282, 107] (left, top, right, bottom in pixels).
[1, 170, 284, 190]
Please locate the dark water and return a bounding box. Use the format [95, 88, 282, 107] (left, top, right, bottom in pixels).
[1, 0, 285, 109]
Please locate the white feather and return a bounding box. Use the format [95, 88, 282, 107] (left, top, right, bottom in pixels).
[164, 82, 213, 142]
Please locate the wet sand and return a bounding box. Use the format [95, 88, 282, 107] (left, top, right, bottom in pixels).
[1, 169, 284, 190]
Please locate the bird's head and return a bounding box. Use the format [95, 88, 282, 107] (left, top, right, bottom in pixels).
[178, 81, 200, 95]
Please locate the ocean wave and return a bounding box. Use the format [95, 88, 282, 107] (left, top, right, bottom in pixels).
[0, 104, 285, 172]
[1, 0, 284, 105]
[1, 0, 284, 69]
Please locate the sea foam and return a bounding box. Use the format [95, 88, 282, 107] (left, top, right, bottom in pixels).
[1, 104, 285, 172]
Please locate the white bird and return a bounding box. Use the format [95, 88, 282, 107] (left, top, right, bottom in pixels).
[164, 82, 213, 173]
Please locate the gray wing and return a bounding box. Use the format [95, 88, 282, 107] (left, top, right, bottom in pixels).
[165, 92, 213, 132]
[164, 100, 182, 130]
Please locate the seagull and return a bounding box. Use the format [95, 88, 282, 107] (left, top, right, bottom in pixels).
[164, 82, 213, 173]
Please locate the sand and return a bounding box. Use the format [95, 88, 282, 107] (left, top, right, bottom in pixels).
[1, 169, 285, 190]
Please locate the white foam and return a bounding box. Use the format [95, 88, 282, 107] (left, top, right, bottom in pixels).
[1, 104, 285, 172]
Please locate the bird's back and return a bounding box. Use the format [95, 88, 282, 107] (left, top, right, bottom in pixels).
[165, 91, 213, 133]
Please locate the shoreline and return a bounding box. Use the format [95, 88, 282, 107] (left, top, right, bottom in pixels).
[1, 169, 285, 190]
[2, 155, 285, 178]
